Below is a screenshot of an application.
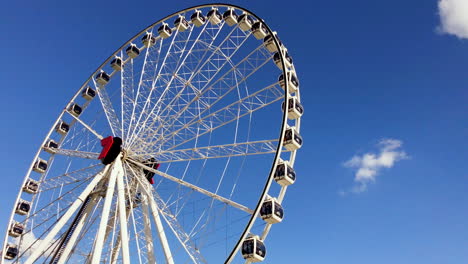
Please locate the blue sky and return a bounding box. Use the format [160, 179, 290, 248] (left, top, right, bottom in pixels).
[1, 0, 468, 263]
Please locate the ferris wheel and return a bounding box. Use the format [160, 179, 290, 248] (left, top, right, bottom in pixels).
[1, 4, 303, 263]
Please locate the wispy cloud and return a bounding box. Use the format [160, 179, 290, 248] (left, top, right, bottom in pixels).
[342, 139, 408, 194]
[20, 232, 56, 258]
[437, 0, 468, 39]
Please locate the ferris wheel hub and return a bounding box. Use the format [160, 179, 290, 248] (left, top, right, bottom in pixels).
[98, 136, 123, 165]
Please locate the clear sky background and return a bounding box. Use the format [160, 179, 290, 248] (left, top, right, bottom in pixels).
[1, 0, 468, 263]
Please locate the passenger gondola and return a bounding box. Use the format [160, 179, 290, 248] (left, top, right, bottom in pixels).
[263, 32, 282, 53]
[82, 86, 96, 100]
[175, 16, 189, 32]
[143, 157, 160, 184]
[55, 120, 70, 135]
[242, 235, 266, 262]
[260, 197, 284, 224]
[110, 56, 123, 71]
[273, 51, 293, 69]
[281, 96, 304, 120]
[126, 44, 140, 58]
[278, 71, 299, 93]
[68, 103, 83, 117]
[142, 32, 156, 47]
[238, 13, 254, 31]
[96, 71, 110, 85]
[283, 126, 303, 151]
[274, 159, 296, 186]
[16, 199, 31, 215]
[158, 23, 172, 39]
[23, 179, 39, 194]
[4, 244, 18, 260]
[44, 139, 58, 154]
[8, 222, 24, 237]
[191, 10, 206, 27]
[223, 8, 238, 26]
[207, 8, 222, 25]
[251, 21, 269, 40]
[33, 158, 48, 173]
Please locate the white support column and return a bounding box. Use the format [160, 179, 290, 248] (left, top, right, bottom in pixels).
[141, 189, 156, 264]
[110, 235, 122, 264]
[91, 158, 119, 264]
[137, 183, 174, 264]
[115, 157, 131, 264]
[24, 166, 110, 264]
[57, 196, 100, 264]
[128, 165, 205, 264]
[147, 190, 174, 264]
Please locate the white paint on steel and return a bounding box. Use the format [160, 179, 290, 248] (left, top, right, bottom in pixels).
[24, 166, 110, 264]
[57, 196, 100, 264]
[91, 160, 119, 264]
[115, 157, 131, 264]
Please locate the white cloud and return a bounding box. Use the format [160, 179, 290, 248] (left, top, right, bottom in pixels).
[343, 138, 408, 193]
[437, 0, 468, 39]
[19, 232, 56, 258]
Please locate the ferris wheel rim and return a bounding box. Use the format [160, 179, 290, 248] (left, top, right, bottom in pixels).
[1, 4, 301, 263]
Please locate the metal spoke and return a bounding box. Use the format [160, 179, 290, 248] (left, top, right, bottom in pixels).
[130, 43, 271, 153]
[47, 148, 100, 160]
[133, 139, 279, 163]
[95, 83, 122, 138]
[128, 164, 207, 264]
[126, 23, 214, 147]
[128, 159, 253, 214]
[128, 24, 253, 149]
[133, 82, 283, 153]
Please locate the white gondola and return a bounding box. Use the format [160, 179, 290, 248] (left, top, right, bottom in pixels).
[260, 197, 284, 224]
[68, 103, 83, 117]
[278, 71, 299, 93]
[55, 120, 70, 135]
[242, 235, 266, 262]
[23, 179, 39, 194]
[44, 139, 58, 154]
[141, 32, 156, 47]
[8, 222, 24, 237]
[207, 8, 222, 25]
[15, 199, 31, 215]
[96, 71, 110, 85]
[126, 44, 140, 58]
[33, 158, 48, 173]
[273, 51, 293, 69]
[283, 126, 303, 151]
[110, 56, 123, 71]
[281, 96, 304, 120]
[251, 21, 269, 40]
[191, 10, 206, 27]
[238, 13, 254, 31]
[82, 86, 96, 100]
[263, 32, 282, 53]
[223, 8, 238, 26]
[174, 16, 189, 32]
[274, 160, 296, 186]
[158, 23, 172, 39]
[4, 244, 18, 260]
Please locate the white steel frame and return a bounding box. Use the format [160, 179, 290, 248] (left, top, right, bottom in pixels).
[1, 4, 302, 264]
